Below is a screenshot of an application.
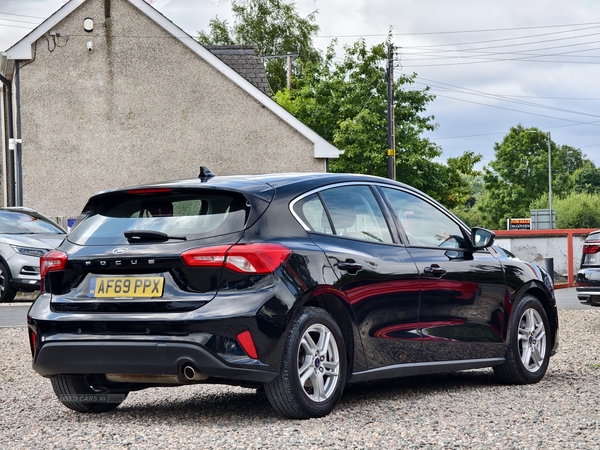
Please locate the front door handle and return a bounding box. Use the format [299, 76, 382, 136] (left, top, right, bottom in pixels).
[424, 264, 447, 277]
[337, 260, 363, 274]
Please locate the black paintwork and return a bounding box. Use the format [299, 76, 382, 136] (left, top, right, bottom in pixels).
[28, 173, 559, 391]
[576, 229, 600, 306]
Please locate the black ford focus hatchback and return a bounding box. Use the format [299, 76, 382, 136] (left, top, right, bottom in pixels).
[28, 172, 558, 419]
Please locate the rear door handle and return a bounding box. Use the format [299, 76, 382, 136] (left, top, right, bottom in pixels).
[424, 264, 447, 277]
[337, 260, 363, 274]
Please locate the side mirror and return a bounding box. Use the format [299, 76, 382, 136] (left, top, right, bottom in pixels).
[471, 227, 495, 249]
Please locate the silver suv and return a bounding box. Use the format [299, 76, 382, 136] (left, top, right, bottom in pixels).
[0, 207, 66, 302]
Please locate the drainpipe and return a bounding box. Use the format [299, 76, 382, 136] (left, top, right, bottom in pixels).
[14, 62, 22, 206]
[0, 73, 15, 206]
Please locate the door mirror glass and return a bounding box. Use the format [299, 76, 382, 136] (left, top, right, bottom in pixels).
[471, 227, 495, 249]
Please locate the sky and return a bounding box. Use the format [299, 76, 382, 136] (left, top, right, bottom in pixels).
[1, 0, 600, 170]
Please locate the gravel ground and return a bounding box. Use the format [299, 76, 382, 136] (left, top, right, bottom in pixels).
[2, 310, 599, 449]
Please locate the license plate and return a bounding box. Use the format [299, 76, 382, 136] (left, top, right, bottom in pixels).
[89, 277, 164, 298]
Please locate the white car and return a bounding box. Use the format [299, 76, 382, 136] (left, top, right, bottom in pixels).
[0, 207, 66, 302]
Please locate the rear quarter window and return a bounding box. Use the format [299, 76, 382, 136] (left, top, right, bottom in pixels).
[292, 185, 393, 244]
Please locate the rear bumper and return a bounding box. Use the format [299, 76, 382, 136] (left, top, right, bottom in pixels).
[576, 269, 600, 306]
[27, 283, 296, 383]
[33, 340, 277, 383]
[575, 286, 600, 306]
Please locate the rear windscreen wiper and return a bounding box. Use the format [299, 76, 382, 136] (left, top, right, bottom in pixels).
[124, 230, 187, 242]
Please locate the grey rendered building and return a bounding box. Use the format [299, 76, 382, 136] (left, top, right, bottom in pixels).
[0, 0, 341, 218]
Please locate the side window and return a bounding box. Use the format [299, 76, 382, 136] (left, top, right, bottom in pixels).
[320, 185, 393, 244]
[381, 187, 466, 248]
[293, 194, 333, 234]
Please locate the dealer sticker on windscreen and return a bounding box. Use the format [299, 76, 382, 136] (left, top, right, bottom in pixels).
[89, 277, 164, 298]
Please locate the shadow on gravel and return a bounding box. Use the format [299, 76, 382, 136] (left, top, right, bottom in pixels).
[94, 369, 501, 422]
[340, 369, 499, 405]
[115, 388, 277, 421]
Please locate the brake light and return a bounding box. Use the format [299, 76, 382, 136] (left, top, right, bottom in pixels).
[181, 243, 292, 274]
[40, 249, 68, 278]
[127, 188, 172, 195]
[583, 244, 600, 255]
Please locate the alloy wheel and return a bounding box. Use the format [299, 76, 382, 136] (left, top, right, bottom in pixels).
[297, 323, 341, 402]
[517, 307, 547, 372]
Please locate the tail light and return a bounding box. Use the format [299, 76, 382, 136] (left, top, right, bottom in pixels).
[40, 250, 68, 277]
[181, 243, 292, 274]
[40, 250, 68, 293]
[583, 244, 600, 255]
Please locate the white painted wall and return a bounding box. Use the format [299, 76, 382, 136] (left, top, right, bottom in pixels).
[495, 234, 588, 282]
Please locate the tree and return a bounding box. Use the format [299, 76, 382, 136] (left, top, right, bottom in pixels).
[573, 163, 600, 194]
[275, 39, 481, 209]
[480, 125, 590, 229]
[197, 0, 320, 93]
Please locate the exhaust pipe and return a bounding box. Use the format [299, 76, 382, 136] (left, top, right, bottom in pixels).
[182, 364, 208, 381]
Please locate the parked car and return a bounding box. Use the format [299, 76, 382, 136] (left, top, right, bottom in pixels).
[576, 229, 600, 306]
[27, 171, 559, 419]
[0, 207, 66, 302]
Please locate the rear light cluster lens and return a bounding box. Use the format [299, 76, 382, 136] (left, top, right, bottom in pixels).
[583, 244, 600, 255]
[181, 243, 292, 274]
[40, 250, 68, 293]
[40, 250, 68, 277]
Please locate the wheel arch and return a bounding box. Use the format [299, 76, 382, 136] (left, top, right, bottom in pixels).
[0, 255, 13, 278]
[302, 290, 359, 383]
[512, 284, 558, 351]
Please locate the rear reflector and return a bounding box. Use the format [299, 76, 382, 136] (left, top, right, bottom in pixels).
[236, 330, 258, 359]
[28, 327, 37, 357]
[181, 243, 292, 274]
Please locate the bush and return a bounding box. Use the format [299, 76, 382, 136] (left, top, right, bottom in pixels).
[530, 192, 600, 229]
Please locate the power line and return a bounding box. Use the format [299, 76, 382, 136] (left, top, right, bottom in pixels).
[0, 11, 46, 20]
[315, 21, 600, 39]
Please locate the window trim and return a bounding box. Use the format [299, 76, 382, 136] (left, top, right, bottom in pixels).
[376, 185, 473, 251]
[289, 182, 400, 245]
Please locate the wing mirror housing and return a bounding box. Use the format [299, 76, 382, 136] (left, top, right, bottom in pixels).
[471, 227, 495, 249]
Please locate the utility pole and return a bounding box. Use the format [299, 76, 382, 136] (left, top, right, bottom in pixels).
[261, 52, 299, 90]
[386, 43, 396, 180]
[547, 131, 553, 228]
[287, 52, 293, 91]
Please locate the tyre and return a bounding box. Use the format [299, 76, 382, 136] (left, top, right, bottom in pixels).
[265, 307, 346, 419]
[0, 261, 17, 303]
[493, 295, 551, 384]
[51, 374, 128, 413]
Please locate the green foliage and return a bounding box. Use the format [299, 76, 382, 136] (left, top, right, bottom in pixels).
[479, 125, 591, 229]
[530, 192, 600, 229]
[197, 0, 320, 93]
[275, 39, 481, 209]
[451, 204, 485, 229]
[197, 17, 235, 45]
[451, 175, 488, 228]
[573, 163, 600, 194]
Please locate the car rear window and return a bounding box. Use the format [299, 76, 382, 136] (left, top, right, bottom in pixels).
[68, 191, 248, 245]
